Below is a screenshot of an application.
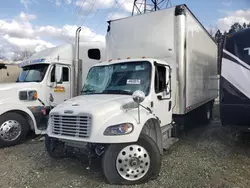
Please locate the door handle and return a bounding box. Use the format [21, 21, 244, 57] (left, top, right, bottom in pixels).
[168, 101, 172, 111]
[157, 95, 162, 100]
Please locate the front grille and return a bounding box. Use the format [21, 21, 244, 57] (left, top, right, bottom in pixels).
[50, 115, 91, 138]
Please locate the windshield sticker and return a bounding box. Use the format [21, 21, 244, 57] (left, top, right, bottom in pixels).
[135, 65, 144, 71]
[121, 64, 127, 69]
[127, 79, 141, 85]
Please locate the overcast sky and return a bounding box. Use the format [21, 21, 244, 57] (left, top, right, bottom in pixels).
[0, 0, 250, 59]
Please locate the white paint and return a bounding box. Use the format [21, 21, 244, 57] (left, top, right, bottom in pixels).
[106, 6, 176, 59]
[184, 10, 218, 110]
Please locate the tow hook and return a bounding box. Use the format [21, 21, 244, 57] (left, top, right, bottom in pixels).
[95, 145, 105, 156]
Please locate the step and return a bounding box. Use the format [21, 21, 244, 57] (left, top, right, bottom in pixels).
[163, 137, 179, 150]
[161, 124, 174, 140]
[161, 124, 173, 134]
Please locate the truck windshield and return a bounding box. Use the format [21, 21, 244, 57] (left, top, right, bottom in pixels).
[82, 61, 151, 95]
[17, 64, 49, 82]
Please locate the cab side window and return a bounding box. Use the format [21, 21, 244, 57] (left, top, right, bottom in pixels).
[50, 66, 69, 83]
[51, 66, 55, 82]
[62, 67, 69, 82]
[155, 65, 166, 93]
[88, 49, 101, 60]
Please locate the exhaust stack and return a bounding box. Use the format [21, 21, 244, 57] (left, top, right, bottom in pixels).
[72, 27, 82, 97]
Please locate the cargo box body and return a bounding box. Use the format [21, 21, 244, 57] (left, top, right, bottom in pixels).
[106, 4, 218, 115]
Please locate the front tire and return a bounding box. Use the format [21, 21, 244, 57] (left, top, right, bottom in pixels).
[0, 112, 29, 148]
[102, 134, 161, 185]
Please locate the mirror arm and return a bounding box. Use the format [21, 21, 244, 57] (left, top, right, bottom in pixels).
[139, 104, 152, 114]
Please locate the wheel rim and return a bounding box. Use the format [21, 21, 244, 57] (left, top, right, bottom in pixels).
[0, 120, 22, 141]
[116, 144, 150, 181]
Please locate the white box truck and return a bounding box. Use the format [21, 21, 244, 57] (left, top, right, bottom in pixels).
[219, 28, 250, 131]
[45, 5, 218, 184]
[0, 28, 105, 147]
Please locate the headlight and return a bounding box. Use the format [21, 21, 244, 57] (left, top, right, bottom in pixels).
[19, 90, 37, 101]
[104, 123, 134, 136]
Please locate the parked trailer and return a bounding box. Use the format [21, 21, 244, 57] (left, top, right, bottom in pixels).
[220, 28, 250, 132]
[0, 63, 21, 83]
[45, 4, 218, 185]
[0, 39, 105, 147]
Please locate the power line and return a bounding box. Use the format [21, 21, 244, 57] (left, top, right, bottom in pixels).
[90, 0, 126, 41]
[70, 0, 98, 43]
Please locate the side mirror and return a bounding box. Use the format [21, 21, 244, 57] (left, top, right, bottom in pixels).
[55, 65, 63, 84]
[132, 90, 145, 104]
[164, 65, 172, 98]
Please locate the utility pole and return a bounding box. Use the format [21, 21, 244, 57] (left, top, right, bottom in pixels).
[132, 0, 172, 16]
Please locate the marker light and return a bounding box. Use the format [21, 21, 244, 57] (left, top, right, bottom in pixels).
[19, 90, 38, 101]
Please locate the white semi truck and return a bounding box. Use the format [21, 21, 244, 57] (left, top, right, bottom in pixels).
[0, 28, 105, 147]
[219, 28, 250, 131]
[45, 5, 218, 185]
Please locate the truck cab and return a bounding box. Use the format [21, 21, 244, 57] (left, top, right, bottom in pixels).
[0, 42, 105, 147]
[46, 57, 176, 183]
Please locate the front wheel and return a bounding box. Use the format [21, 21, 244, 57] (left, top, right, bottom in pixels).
[0, 112, 29, 148]
[102, 134, 161, 185]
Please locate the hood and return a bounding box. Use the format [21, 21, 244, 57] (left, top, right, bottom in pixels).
[0, 82, 41, 104]
[51, 94, 135, 117]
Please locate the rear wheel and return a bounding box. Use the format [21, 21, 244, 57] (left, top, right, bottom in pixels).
[102, 134, 161, 185]
[0, 112, 29, 148]
[199, 102, 213, 124]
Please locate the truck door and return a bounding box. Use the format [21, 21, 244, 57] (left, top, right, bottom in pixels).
[153, 63, 172, 126]
[47, 64, 71, 106]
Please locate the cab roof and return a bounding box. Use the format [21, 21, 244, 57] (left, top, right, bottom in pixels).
[19, 41, 105, 68]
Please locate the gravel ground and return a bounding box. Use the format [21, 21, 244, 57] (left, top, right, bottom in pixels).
[0, 105, 250, 188]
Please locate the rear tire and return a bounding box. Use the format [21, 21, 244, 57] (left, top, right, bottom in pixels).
[199, 102, 213, 124]
[0, 112, 29, 148]
[102, 134, 161, 185]
[45, 135, 67, 159]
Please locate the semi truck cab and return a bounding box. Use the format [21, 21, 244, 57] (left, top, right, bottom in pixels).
[0, 42, 105, 147]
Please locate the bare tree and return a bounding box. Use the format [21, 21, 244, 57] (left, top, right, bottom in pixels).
[208, 25, 218, 38]
[0, 49, 6, 60]
[12, 50, 34, 61]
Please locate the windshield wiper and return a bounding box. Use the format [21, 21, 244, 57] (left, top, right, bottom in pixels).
[81, 90, 103, 95]
[102, 89, 132, 95]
